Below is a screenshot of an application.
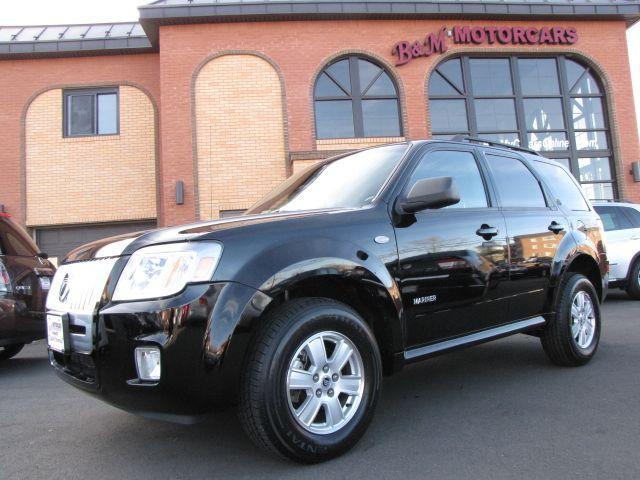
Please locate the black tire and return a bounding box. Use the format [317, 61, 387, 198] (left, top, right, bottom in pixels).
[0, 343, 24, 361]
[238, 297, 382, 463]
[625, 260, 640, 300]
[541, 273, 601, 367]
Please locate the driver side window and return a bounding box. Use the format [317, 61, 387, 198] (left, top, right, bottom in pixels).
[409, 150, 488, 209]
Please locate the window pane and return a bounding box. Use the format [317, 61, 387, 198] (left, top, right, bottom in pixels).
[437, 58, 464, 92]
[429, 72, 459, 96]
[485, 154, 546, 208]
[518, 59, 559, 95]
[578, 157, 612, 182]
[362, 100, 401, 137]
[572, 71, 600, 95]
[68, 94, 94, 136]
[581, 183, 614, 201]
[475, 99, 517, 131]
[523, 98, 565, 130]
[358, 59, 381, 92]
[366, 73, 396, 96]
[469, 58, 513, 95]
[593, 206, 631, 231]
[477, 132, 520, 147]
[410, 150, 487, 209]
[527, 132, 569, 152]
[565, 59, 586, 92]
[575, 131, 608, 151]
[315, 73, 347, 97]
[535, 161, 589, 211]
[97, 93, 117, 135]
[572, 97, 605, 130]
[430, 99, 468, 133]
[315, 100, 354, 139]
[326, 59, 351, 94]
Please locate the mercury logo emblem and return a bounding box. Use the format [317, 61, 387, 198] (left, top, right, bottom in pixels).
[59, 273, 70, 303]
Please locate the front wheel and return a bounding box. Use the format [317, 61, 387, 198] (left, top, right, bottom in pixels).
[0, 343, 24, 361]
[238, 298, 382, 463]
[541, 273, 601, 366]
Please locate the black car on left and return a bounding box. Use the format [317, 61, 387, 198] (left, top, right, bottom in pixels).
[0, 212, 55, 360]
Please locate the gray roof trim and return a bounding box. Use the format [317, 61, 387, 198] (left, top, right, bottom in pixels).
[0, 36, 154, 60]
[137, 1, 640, 44]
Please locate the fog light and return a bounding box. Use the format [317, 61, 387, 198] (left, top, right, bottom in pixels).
[135, 347, 161, 381]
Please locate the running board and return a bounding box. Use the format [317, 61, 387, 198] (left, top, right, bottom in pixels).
[404, 316, 546, 363]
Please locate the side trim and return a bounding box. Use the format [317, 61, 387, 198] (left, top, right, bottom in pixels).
[404, 316, 546, 363]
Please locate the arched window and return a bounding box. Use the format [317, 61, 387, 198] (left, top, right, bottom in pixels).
[314, 55, 401, 139]
[428, 56, 614, 200]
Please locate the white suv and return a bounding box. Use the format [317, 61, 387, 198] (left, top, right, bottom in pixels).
[593, 202, 640, 299]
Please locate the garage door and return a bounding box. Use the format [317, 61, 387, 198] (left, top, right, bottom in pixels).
[35, 221, 157, 263]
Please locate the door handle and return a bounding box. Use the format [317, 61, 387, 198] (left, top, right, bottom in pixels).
[548, 221, 565, 234]
[476, 224, 498, 240]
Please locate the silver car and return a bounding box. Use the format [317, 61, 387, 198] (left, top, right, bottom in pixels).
[593, 202, 640, 299]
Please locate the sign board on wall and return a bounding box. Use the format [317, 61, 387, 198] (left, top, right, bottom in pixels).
[392, 26, 578, 66]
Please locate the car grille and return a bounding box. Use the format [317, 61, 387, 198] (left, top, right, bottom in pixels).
[46, 257, 118, 315]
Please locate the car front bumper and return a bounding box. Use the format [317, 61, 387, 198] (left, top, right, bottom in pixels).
[49, 281, 270, 422]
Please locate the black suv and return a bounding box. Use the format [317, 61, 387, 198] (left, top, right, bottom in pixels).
[1, 212, 55, 360]
[46, 139, 607, 462]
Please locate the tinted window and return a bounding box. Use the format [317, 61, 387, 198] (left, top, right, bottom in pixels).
[64, 88, 119, 137]
[409, 150, 487, 209]
[534, 161, 590, 211]
[485, 154, 546, 208]
[594, 206, 633, 231]
[620, 207, 640, 228]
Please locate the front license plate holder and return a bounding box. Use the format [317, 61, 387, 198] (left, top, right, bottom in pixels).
[47, 313, 70, 354]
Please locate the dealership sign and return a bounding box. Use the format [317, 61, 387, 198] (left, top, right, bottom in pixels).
[392, 26, 578, 66]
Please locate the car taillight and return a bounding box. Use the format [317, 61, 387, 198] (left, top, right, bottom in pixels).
[0, 260, 11, 292]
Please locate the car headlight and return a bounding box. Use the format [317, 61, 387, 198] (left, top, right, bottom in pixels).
[112, 242, 222, 301]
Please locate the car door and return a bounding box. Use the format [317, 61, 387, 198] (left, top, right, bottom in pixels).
[394, 146, 510, 348]
[593, 205, 636, 283]
[482, 151, 568, 320]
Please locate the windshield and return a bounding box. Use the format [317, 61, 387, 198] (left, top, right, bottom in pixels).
[246, 143, 409, 214]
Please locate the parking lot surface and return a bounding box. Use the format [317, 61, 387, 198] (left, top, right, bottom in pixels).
[2, 291, 639, 479]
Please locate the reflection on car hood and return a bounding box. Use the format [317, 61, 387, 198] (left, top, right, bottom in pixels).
[64, 209, 352, 263]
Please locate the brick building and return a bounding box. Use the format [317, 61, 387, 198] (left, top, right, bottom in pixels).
[0, 0, 639, 260]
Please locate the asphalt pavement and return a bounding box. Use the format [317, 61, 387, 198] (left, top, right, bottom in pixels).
[2, 291, 639, 479]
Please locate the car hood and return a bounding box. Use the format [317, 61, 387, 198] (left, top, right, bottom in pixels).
[64, 209, 353, 263]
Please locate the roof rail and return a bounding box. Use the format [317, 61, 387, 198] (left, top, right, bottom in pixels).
[450, 135, 543, 157]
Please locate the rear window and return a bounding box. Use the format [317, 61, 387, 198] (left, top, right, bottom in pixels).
[0, 217, 39, 256]
[593, 206, 633, 232]
[620, 206, 640, 228]
[534, 161, 590, 211]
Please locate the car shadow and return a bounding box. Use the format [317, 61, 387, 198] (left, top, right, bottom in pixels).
[0, 355, 49, 375]
[96, 335, 557, 474]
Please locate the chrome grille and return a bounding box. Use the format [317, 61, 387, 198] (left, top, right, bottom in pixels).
[46, 257, 118, 315]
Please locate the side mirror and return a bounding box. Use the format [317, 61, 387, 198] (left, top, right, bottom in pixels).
[397, 176, 460, 214]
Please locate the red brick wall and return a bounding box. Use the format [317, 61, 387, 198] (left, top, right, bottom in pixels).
[1, 18, 638, 228]
[0, 53, 160, 225]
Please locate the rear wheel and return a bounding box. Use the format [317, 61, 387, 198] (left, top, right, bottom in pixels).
[238, 298, 381, 463]
[0, 344, 24, 361]
[541, 273, 600, 366]
[625, 259, 640, 300]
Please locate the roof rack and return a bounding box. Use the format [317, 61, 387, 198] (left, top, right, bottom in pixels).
[450, 135, 543, 157]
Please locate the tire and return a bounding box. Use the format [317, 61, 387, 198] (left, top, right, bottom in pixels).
[0, 343, 24, 361]
[238, 297, 382, 463]
[625, 260, 640, 300]
[541, 273, 601, 367]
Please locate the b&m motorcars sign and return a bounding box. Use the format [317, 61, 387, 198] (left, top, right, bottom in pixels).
[392, 26, 578, 66]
